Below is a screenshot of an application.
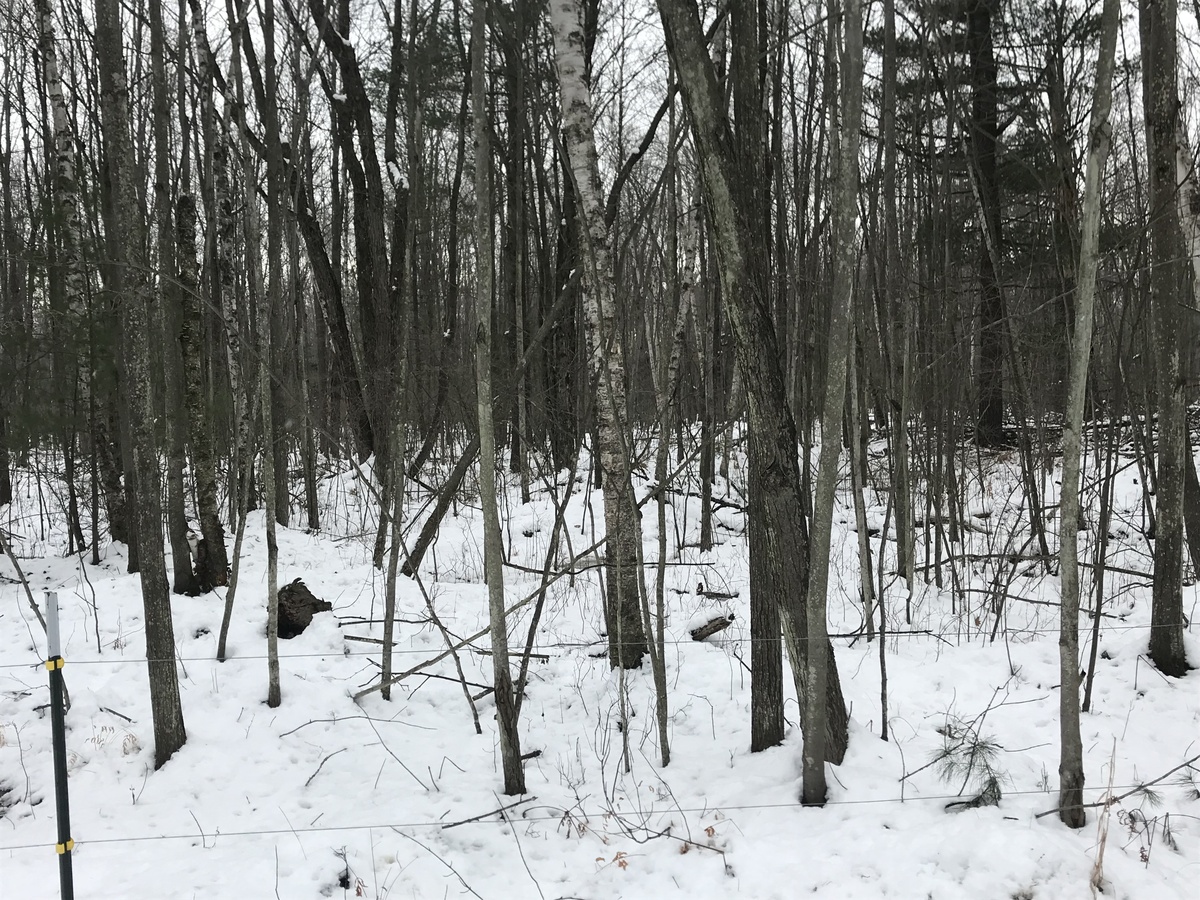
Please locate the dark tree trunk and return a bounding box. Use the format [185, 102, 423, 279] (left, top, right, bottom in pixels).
[290, 177, 374, 460]
[96, 0, 187, 767]
[308, 0, 397, 477]
[1184, 430, 1200, 580]
[1140, 0, 1189, 676]
[656, 0, 850, 763]
[0, 417, 10, 506]
[149, 0, 199, 596]
[969, 0, 1005, 448]
[731, 0, 784, 753]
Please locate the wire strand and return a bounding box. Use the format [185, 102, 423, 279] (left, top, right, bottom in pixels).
[0, 779, 1186, 854]
[0, 618, 1189, 672]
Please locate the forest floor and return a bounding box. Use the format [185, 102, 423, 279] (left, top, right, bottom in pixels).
[1, 435, 1198, 899]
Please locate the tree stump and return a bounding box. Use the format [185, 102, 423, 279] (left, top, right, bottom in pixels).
[278, 578, 332, 639]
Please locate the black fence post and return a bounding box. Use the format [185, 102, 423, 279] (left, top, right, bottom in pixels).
[46, 590, 74, 900]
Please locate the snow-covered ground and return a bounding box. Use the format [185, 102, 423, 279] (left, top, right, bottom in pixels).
[1, 440, 1197, 899]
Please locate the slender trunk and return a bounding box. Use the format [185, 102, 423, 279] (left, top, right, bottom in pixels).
[1058, 0, 1118, 829]
[289, 34, 319, 528]
[474, 0, 525, 794]
[1047, 7, 1078, 401]
[698, 292, 716, 553]
[260, 0, 286, 702]
[148, 0, 198, 596]
[803, 0, 862, 807]
[0, 421, 9, 506]
[848, 337, 875, 640]
[191, 0, 252, 589]
[182, 0, 229, 591]
[882, 0, 912, 590]
[1184, 432, 1200, 580]
[1172, 131, 1200, 578]
[381, 0, 417, 700]
[0, 93, 12, 510]
[647, 94, 690, 767]
[1082, 415, 1117, 714]
[38, 0, 91, 554]
[969, 0, 1004, 447]
[226, 0, 282, 705]
[502, 7, 532, 503]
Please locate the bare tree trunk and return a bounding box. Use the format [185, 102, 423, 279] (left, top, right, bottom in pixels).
[189, 0, 239, 594]
[380, 0, 417, 701]
[1082, 415, 1118, 714]
[803, 0, 862, 807]
[550, 0, 647, 669]
[148, 0, 199, 596]
[260, 0, 289, 533]
[848, 337, 875, 640]
[969, 0, 1005, 448]
[37, 0, 88, 556]
[1173, 131, 1200, 579]
[259, 0, 285, 706]
[202, 0, 258, 664]
[176, 185, 226, 591]
[287, 31, 319, 529]
[499, 3, 532, 503]
[881, 0, 912, 592]
[226, 0, 281, 706]
[1140, 0, 1189, 677]
[474, 0, 525, 795]
[1184, 432, 1200, 580]
[1047, 4, 1078, 402]
[655, 0, 849, 764]
[0, 89, 12, 510]
[175, 0, 228, 592]
[1058, 0, 1118, 830]
[307, 0, 396, 484]
[728, 0, 786, 754]
[96, 0, 186, 768]
[646, 89, 692, 768]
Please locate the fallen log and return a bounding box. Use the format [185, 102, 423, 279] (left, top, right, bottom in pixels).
[690, 613, 735, 642]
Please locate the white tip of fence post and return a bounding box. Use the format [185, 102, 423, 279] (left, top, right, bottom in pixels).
[45, 590, 61, 660]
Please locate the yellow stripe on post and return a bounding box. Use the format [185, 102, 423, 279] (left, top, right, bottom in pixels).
[55, 839, 74, 854]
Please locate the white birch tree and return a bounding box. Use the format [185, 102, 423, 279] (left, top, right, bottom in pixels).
[549, 0, 648, 670]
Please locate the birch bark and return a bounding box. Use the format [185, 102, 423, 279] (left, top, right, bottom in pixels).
[550, 0, 647, 669]
[1173, 130, 1200, 578]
